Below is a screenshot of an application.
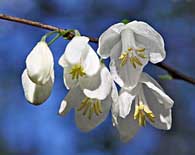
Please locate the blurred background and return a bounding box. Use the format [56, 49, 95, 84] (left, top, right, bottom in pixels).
[0, 0, 195, 154]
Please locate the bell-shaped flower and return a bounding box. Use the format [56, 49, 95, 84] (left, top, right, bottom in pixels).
[22, 41, 54, 105]
[112, 73, 174, 142]
[59, 66, 118, 132]
[59, 36, 100, 89]
[98, 21, 166, 89]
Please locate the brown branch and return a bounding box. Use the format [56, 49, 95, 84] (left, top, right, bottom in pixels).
[0, 14, 64, 31]
[156, 62, 195, 84]
[0, 14, 98, 42]
[0, 13, 194, 85]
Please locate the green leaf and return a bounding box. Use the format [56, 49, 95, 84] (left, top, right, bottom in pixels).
[159, 74, 173, 80]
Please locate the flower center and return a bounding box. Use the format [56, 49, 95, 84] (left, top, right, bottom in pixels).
[69, 64, 86, 80]
[119, 47, 147, 68]
[133, 103, 155, 127]
[77, 97, 102, 120]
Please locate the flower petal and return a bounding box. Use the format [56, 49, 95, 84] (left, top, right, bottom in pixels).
[126, 21, 165, 63]
[64, 36, 89, 64]
[82, 45, 100, 76]
[63, 69, 78, 89]
[140, 73, 174, 109]
[115, 105, 140, 142]
[79, 65, 112, 92]
[58, 86, 83, 116]
[79, 66, 102, 90]
[142, 85, 172, 130]
[83, 66, 112, 100]
[75, 94, 112, 132]
[139, 73, 173, 130]
[111, 82, 119, 104]
[26, 41, 54, 85]
[21, 69, 54, 105]
[58, 53, 67, 67]
[58, 100, 69, 116]
[110, 41, 148, 89]
[121, 29, 137, 50]
[118, 89, 137, 118]
[97, 23, 124, 59]
[59, 57, 78, 89]
[109, 41, 124, 87]
[111, 82, 119, 126]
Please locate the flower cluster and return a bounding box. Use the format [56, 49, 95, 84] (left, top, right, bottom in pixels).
[21, 21, 174, 142]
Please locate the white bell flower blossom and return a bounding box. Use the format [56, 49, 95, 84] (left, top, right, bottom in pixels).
[59, 66, 118, 132]
[98, 21, 166, 89]
[59, 36, 100, 90]
[112, 73, 174, 142]
[22, 41, 54, 105]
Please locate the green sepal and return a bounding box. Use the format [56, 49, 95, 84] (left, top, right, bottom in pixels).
[121, 19, 130, 24]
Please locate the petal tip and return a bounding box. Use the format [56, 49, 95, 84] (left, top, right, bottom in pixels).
[58, 100, 68, 116]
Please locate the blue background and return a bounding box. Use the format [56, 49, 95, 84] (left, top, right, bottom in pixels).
[0, 0, 195, 154]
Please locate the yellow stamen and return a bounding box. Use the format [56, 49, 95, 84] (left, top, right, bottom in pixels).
[133, 56, 143, 66]
[77, 97, 102, 119]
[134, 105, 139, 119]
[134, 104, 155, 127]
[69, 64, 86, 80]
[97, 100, 103, 113]
[138, 53, 147, 59]
[93, 103, 99, 116]
[88, 106, 94, 120]
[82, 100, 91, 115]
[130, 57, 137, 68]
[77, 98, 89, 111]
[136, 48, 145, 52]
[129, 56, 143, 68]
[119, 52, 128, 66]
[139, 112, 146, 126]
[119, 47, 146, 68]
[128, 48, 132, 51]
[146, 112, 155, 123]
[144, 106, 155, 123]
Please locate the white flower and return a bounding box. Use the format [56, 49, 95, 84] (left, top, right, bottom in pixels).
[58, 36, 119, 131]
[112, 73, 174, 142]
[59, 66, 118, 132]
[59, 36, 100, 89]
[98, 21, 166, 89]
[22, 41, 54, 105]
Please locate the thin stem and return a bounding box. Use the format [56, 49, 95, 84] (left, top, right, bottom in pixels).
[48, 33, 61, 46]
[41, 31, 57, 42]
[0, 13, 194, 85]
